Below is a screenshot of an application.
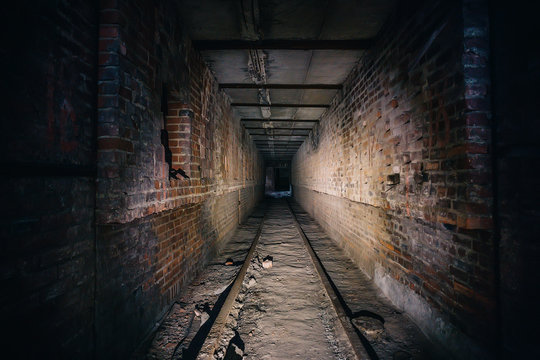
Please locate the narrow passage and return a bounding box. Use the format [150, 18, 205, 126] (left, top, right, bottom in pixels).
[216, 199, 355, 359]
[142, 199, 437, 359]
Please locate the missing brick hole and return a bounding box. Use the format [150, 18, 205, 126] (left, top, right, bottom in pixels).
[387, 173, 400, 185]
[414, 171, 428, 184]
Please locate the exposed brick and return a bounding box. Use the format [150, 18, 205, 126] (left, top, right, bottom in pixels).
[97, 137, 134, 152]
[291, 1, 495, 357]
[1, 0, 99, 357]
[93, 1, 264, 357]
[457, 215, 493, 230]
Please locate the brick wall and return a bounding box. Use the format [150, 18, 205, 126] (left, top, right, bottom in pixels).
[95, 0, 264, 358]
[0, 1, 98, 358]
[292, 1, 494, 358]
[1, 0, 263, 358]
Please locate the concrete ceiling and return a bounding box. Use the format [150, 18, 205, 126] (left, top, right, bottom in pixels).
[179, 0, 396, 160]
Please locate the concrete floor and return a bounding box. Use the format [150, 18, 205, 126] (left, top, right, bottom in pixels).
[140, 200, 439, 359]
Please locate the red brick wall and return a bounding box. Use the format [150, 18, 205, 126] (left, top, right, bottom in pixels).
[292, 1, 494, 357]
[0, 1, 98, 358]
[1, 1, 263, 357]
[95, 0, 264, 357]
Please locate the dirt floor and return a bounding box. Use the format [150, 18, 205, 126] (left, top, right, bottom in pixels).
[139, 199, 440, 360]
[214, 199, 355, 360]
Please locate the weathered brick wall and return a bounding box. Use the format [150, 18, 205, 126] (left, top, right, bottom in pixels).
[95, 0, 264, 357]
[0, 1, 98, 358]
[292, 1, 494, 357]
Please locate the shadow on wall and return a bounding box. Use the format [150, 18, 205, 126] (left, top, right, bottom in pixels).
[96, 188, 263, 359]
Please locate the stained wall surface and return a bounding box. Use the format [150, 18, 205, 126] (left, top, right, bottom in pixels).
[1, 1, 99, 358]
[292, 1, 494, 358]
[2, 0, 538, 359]
[95, 1, 264, 358]
[1, 0, 264, 358]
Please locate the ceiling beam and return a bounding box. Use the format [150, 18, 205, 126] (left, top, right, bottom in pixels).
[257, 145, 300, 148]
[252, 135, 308, 138]
[256, 143, 304, 145]
[254, 140, 304, 142]
[193, 39, 373, 50]
[257, 142, 300, 144]
[242, 118, 319, 123]
[246, 127, 313, 130]
[255, 143, 302, 146]
[256, 142, 301, 145]
[255, 144, 303, 146]
[232, 103, 329, 108]
[220, 83, 342, 90]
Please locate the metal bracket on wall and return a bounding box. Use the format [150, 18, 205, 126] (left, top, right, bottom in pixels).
[169, 167, 189, 180]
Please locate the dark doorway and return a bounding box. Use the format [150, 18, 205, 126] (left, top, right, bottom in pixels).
[265, 166, 291, 198]
[274, 167, 290, 191]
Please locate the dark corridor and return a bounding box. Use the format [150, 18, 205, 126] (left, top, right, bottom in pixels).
[1, 0, 539, 359]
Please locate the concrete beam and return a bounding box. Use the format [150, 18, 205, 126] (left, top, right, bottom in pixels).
[232, 103, 329, 108]
[194, 39, 373, 50]
[245, 127, 313, 130]
[242, 119, 319, 122]
[220, 83, 342, 90]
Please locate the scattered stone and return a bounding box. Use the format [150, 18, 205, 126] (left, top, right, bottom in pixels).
[247, 276, 257, 288]
[223, 331, 245, 360]
[352, 316, 385, 338]
[212, 282, 232, 295]
[195, 303, 211, 325]
[224, 343, 243, 360]
[200, 311, 210, 325]
[262, 255, 273, 269]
